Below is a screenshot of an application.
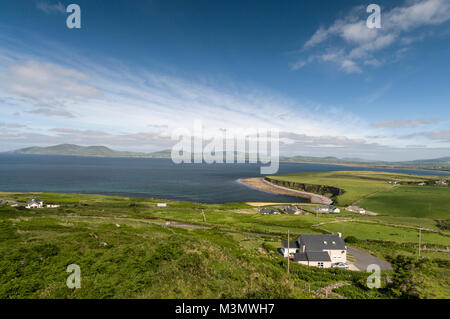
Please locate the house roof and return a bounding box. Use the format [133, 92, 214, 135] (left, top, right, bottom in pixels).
[281, 241, 299, 248]
[284, 206, 298, 213]
[293, 251, 331, 262]
[259, 208, 278, 214]
[297, 234, 346, 251]
[305, 251, 331, 262]
[28, 198, 43, 204]
[316, 205, 337, 211]
[293, 252, 308, 262]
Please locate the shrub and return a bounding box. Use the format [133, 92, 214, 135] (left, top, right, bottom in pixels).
[345, 236, 358, 243]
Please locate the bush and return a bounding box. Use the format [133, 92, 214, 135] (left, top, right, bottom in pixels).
[345, 236, 358, 243]
[435, 219, 450, 231]
[387, 255, 430, 299]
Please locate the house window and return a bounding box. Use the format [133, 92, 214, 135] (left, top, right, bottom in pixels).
[317, 262, 324, 268]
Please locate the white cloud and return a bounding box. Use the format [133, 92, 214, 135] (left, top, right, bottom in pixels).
[403, 129, 450, 143]
[0, 61, 101, 117]
[0, 31, 448, 159]
[371, 119, 438, 128]
[36, 1, 65, 15]
[294, 0, 450, 73]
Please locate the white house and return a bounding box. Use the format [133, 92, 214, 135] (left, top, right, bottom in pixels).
[157, 203, 167, 207]
[316, 205, 340, 213]
[281, 233, 347, 268]
[26, 199, 43, 209]
[347, 206, 366, 214]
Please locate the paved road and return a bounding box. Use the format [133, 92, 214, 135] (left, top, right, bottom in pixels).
[348, 247, 393, 271]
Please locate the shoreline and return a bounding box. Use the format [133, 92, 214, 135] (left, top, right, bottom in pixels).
[239, 177, 333, 205]
[280, 160, 450, 174]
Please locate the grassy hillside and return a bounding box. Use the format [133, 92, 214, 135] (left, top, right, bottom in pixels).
[0, 192, 449, 298]
[359, 186, 450, 219]
[269, 171, 449, 209]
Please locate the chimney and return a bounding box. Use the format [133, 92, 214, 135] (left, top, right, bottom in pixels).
[337, 232, 342, 238]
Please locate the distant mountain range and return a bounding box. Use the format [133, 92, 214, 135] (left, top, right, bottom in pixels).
[6, 144, 450, 171]
[281, 155, 450, 171]
[8, 144, 163, 158]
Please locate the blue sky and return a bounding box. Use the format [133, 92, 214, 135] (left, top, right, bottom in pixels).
[0, 0, 449, 160]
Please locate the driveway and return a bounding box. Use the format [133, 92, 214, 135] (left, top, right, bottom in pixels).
[347, 247, 393, 271]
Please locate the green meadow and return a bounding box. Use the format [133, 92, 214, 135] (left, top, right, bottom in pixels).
[269, 171, 450, 216]
[0, 190, 449, 298]
[319, 221, 448, 246]
[359, 186, 450, 219]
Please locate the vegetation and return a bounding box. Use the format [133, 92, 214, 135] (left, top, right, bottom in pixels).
[359, 186, 450, 218]
[269, 171, 449, 212]
[0, 191, 449, 299]
[436, 219, 450, 231]
[387, 255, 450, 298]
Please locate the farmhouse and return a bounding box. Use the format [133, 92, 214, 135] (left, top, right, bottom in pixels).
[281, 233, 346, 268]
[347, 206, 366, 214]
[316, 205, 340, 213]
[258, 208, 280, 215]
[26, 198, 43, 209]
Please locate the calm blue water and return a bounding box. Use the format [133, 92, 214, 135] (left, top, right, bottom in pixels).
[0, 154, 449, 203]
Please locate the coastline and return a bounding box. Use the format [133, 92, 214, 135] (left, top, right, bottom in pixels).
[239, 177, 333, 205]
[280, 160, 450, 174]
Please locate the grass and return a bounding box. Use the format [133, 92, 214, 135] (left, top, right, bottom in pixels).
[359, 186, 450, 219]
[318, 221, 449, 246]
[269, 171, 447, 206]
[0, 191, 449, 298]
[0, 200, 371, 299]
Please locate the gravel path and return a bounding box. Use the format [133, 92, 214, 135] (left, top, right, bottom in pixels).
[348, 247, 393, 271]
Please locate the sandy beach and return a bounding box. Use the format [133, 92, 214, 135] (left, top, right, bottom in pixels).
[239, 177, 333, 205]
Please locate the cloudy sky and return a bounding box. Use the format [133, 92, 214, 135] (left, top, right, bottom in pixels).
[0, 0, 449, 161]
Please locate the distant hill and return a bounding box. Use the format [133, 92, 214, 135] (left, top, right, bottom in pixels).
[280, 155, 351, 164]
[281, 155, 450, 171]
[6, 144, 450, 171]
[9, 144, 161, 158]
[388, 157, 450, 171]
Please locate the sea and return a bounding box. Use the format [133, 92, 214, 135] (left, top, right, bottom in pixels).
[0, 154, 449, 204]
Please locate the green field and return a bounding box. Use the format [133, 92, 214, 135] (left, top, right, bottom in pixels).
[0, 192, 449, 298]
[269, 171, 450, 216]
[359, 186, 450, 218]
[319, 221, 449, 245]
